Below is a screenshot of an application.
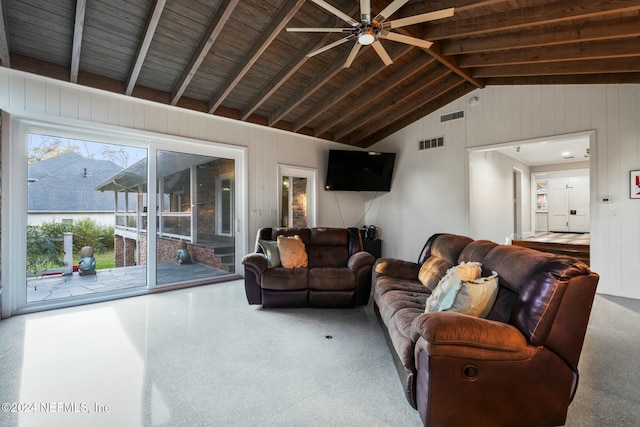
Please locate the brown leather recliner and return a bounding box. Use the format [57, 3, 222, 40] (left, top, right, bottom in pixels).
[243, 227, 375, 308]
[374, 233, 599, 426]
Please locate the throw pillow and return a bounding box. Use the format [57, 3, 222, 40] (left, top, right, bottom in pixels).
[277, 235, 308, 268]
[438, 273, 499, 318]
[258, 239, 280, 268]
[424, 262, 482, 313]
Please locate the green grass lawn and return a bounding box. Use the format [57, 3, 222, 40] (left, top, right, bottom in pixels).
[86, 249, 115, 270]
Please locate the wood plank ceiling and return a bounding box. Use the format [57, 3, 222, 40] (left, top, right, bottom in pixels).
[1, 0, 640, 147]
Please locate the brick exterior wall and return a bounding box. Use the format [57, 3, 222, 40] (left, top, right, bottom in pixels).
[139, 233, 147, 265]
[156, 237, 224, 270]
[114, 235, 136, 267]
[114, 233, 224, 270]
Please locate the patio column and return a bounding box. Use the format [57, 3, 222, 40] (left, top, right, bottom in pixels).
[124, 238, 136, 266]
[63, 232, 73, 275]
[115, 235, 125, 267]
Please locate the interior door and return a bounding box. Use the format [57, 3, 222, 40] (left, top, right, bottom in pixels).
[568, 177, 590, 232]
[548, 179, 569, 232]
[547, 177, 590, 233]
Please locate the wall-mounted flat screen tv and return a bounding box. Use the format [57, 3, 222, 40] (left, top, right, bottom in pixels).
[325, 150, 396, 192]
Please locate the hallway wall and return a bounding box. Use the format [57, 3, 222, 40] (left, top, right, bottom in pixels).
[370, 84, 640, 299]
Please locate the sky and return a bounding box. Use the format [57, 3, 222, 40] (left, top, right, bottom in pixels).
[28, 133, 147, 168]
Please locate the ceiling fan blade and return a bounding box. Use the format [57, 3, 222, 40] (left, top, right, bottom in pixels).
[385, 8, 455, 29]
[287, 27, 351, 33]
[360, 0, 371, 24]
[374, 0, 410, 22]
[307, 35, 354, 58]
[343, 42, 362, 68]
[380, 31, 433, 49]
[371, 40, 393, 66]
[310, 0, 359, 27]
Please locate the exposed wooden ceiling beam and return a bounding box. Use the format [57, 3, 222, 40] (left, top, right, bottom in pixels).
[314, 55, 436, 137]
[0, 0, 10, 67]
[269, 52, 345, 126]
[473, 57, 640, 78]
[443, 15, 640, 55]
[348, 74, 466, 143]
[125, 0, 166, 96]
[292, 44, 415, 132]
[359, 83, 475, 147]
[70, 0, 86, 83]
[240, 5, 359, 121]
[367, 0, 483, 89]
[240, 30, 338, 121]
[423, 42, 483, 88]
[171, 0, 239, 106]
[208, 0, 306, 114]
[400, 0, 508, 16]
[335, 68, 454, 140]
[424, 0, 640, 40]
[459, 38, 640, 68]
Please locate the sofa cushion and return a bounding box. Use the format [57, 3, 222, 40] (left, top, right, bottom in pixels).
[424, 262, 482, 312]
[308, 246, 349, 268]
[417, 257, 455, 290]
[261, 268, 308, 290]
[258, 239, 280, 268]
[377, 288, 429, 372]
[307, 228, 350, 267]
[277, 235, 308, 268]
[436, 272, 499, 318]
[374, 276, 429, 304]
[309, 267, 355, 291]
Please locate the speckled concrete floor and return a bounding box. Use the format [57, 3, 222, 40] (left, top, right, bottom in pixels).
[0, 281, 638, 426]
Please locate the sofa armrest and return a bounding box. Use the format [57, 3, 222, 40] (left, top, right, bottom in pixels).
[348, 251, 376, 271]
[411, 311, 529, 356]
[241, 253, 268, 277]
[374, 258, 421, 281]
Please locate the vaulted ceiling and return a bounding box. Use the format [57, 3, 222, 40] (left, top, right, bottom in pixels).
[1, 0, 639, 147]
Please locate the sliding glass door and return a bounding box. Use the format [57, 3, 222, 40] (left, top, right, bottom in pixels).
[155, 150, 236, 285]
[26, 134, 148, 303]
[6, 119, 246, 315]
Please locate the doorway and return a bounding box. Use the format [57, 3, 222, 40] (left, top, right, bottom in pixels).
[277, 164, 317, 228]
[468, 131, 594, 246]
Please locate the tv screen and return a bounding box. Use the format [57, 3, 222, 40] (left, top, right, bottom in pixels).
[325, 150, 396, 192]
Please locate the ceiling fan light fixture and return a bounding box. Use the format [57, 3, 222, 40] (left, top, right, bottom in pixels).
[358, 28, 376, 45]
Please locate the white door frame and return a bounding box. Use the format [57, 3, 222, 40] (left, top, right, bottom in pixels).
[277, 164, 317, 228]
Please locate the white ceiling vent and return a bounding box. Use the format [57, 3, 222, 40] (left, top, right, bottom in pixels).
[419, 137, 444, 151]
[440, 110, 464, 122]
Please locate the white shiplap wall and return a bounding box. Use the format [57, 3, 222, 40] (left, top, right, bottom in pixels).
[0, 68, 367, 255]
[370, 84, 640, 300]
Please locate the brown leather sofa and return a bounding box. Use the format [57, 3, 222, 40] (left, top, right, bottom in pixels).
[373, 233, 599, 427]
[242, 227, 375, 308]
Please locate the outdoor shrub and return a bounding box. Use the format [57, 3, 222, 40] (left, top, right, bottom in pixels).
[101, 225, 115, 250]
[26, 225, 65, 275]
[70, 217, 107, 253]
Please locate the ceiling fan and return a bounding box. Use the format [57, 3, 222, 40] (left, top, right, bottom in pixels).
[286, 0, 454, 68]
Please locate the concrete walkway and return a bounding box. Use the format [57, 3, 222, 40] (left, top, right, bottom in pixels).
[27, 263, 230, 303]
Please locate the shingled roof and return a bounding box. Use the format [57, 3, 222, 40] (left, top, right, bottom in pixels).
[28, 152, 123, 212]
